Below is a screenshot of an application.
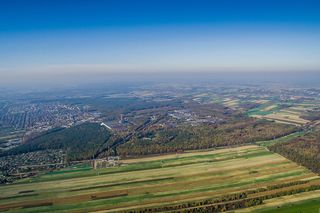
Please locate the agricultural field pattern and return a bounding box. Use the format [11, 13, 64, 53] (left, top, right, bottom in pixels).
[0, 83, 320, 212]
[1, 145, 320, 212]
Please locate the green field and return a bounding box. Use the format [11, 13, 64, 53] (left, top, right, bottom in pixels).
[258, 199, 320, 213]
[256, 131, 304, 147]
[1, 145, 320, 212]
[237, 189, 320, 213]
[247, 103, 280, 117]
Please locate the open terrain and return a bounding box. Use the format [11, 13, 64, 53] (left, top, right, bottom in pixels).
[247, 101, 320, 126]
[237, 190, 320, 212]
[1, 145, 320, 212]
[0, 84, 319, 212]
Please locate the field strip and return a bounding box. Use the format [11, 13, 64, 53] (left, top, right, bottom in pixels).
[280, 110, 302, 115]
[235, 189, 320, 212]
[0, 170, 312, 208]
[0, 155, 291, 202]
[91, 184, 320, 213]
[247, 179, 320, 198]
[0, 148, 273, 194]
[122, 145, 259, 163]
[261, 114, 309, 125]
[1, 145, 319, 213]
[0, 155, 300, 200]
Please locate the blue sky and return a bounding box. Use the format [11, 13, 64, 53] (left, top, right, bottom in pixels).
[0, 0, 320, 84]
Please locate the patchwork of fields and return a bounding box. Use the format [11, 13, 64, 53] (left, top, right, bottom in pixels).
[251, 112, 309, 126]
[1, 145, 320, 212]
[247, 102, 316, 126]
[193, 93, 319, 127]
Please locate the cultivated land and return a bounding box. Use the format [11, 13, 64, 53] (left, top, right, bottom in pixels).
[1, 145, 320, 212]
[237, 190, 320, 213]
[252, 112, 309, 126]
[246, 100, 320, 126]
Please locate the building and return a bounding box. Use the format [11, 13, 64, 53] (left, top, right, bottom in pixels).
[92, 156, 121, 169]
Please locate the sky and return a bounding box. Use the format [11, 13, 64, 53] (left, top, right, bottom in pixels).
[0, 0, 320, 86]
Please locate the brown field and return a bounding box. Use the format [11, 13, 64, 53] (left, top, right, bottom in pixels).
[223, 98, 239, 108]
[252, 111, 309, 126]
[261, 104, 277, 112]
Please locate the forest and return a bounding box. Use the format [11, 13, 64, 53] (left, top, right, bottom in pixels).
[117, 120, 297, 156]
[0, 123, 111, 161]
[1, 118, 298, 161]
[270, 130, 320, 174]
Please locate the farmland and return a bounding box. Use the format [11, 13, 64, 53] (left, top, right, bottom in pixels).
[0, 84, 320, 212]
[220, 94, 318, 127]
[247, 101, 320, 126]
[251, 112, 309, 126]
[237, 190, 320, 212]
[1, 145, 320, 212]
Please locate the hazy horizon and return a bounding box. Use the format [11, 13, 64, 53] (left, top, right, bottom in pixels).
[1, 0, 320, 87]
[0, 71, 319, 92]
